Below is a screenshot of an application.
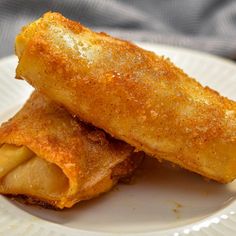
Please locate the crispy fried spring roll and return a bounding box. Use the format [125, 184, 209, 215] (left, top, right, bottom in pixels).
[15, 12, 236, 183]
[0, 92, 142, 209]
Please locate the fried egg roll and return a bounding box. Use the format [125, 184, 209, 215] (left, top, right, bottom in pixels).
[0, 92, 142, 209]
[15, 12, 236, 183]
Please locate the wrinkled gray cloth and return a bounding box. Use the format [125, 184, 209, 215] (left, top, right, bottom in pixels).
[1, 0, 236, 59]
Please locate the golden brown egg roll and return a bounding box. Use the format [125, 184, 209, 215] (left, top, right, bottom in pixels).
[0, 92, 142, 209]
[15, 12, 236, 183]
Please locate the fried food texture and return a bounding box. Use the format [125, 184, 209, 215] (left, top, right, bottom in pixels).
[15, 12, 236, 183]
[0, 92, 142, 209]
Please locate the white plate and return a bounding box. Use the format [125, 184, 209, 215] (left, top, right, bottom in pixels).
[0, 43, 236, 236]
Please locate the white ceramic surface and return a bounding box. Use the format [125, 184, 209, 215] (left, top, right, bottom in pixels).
[0, 43, 235, 236]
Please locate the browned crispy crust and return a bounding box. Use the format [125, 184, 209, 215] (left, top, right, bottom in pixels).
[0, 92, 143, 209]
[15, 12, 236, 183]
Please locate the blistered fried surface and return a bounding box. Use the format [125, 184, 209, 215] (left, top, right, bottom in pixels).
[16, 12, 236, 183]
[0, 92, 140, 208]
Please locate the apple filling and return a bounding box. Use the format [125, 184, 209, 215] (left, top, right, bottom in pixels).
[0, 144, 69, 200]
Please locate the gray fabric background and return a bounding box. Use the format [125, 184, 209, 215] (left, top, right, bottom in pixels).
[1, 0, 236, 59]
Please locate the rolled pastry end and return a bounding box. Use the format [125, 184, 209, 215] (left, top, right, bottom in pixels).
[0, 143, 142, 209]
[0, 144, 70, 208]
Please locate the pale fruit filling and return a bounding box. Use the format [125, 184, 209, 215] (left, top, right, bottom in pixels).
[0, 144, 69, 200]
